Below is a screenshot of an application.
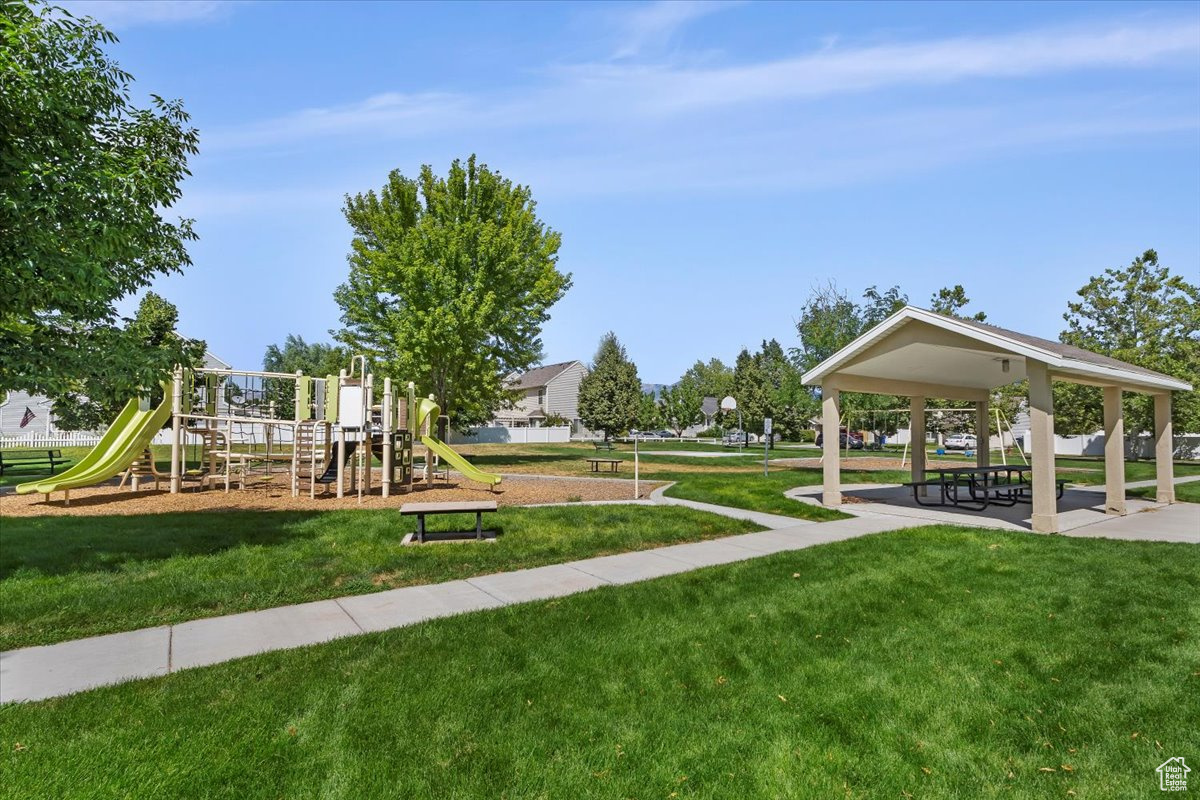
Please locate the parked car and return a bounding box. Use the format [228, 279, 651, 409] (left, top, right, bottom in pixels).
[655, 430, 677, 438]
[816, 429, 864, 449]
[723, 430, 757, 446]
[943, 433, 977, 450]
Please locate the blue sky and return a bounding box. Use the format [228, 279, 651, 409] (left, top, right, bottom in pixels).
[66, 0, 1200, 383]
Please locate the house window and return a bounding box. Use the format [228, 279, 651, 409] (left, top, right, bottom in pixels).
[537, 388, 546, 409]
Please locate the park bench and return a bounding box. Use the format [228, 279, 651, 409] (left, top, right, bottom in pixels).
[400, 500, 498, 543]
[0, 449, 65, 477]
[592, 440, 615, 451]
[585, 458, 622, 473]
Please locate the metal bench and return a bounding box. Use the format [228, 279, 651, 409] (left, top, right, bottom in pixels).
[400, 500, 498, 543]
[592, 440, 615, 451]
[0, 449, 65, 476]
[585, 458, 622, 473]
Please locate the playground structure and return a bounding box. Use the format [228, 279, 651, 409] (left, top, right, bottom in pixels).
[16, 357, 501, 504]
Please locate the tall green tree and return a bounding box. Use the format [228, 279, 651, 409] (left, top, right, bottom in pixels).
[930, 285, 987, 321]
[0, 2, 199, 398]
[334, 156, 571, 434]
[51, 293, 204, 430]
[261, 335, 350, 419]
[636, 391, 662, 431]
[679, 358, 734, 400]
[658, 382, 702, 436]
[1056, 249, 1200, 435]
[793, 283, 908, 437]
[731, 348, 770, 434]
[263, 335, 349, 379]
[578, 332, 641, 440]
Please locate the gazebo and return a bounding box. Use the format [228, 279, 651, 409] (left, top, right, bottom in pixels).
[801, 307, 1192, 533]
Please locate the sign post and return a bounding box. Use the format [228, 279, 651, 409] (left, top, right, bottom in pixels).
[763, 417, 772, 476]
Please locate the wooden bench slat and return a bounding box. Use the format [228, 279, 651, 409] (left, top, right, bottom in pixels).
[400, 501, 498, 514]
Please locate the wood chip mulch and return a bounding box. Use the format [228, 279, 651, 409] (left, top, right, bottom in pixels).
[0, 475, 660, 518]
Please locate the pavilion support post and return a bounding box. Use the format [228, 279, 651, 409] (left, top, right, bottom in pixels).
[821, 382, 841, 507]
[975, 399, 990, 469]
[1027, 362, 1058, 533]
[1154, 393, 1174, 504]
[1103, 386, 1126, 516]
[910, 395, 926, 497]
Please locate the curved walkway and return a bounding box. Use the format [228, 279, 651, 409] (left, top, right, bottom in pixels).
[4, 479, 1194, 704]
[0, 494, 903, 704]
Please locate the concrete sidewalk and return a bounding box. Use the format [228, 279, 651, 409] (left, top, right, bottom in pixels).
[0, 514, 908, 704]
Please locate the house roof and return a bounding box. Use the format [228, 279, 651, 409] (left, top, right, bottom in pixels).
[701, 396, 719, 415]
[508, 360, 581, 390]
[801, 306, 1191, 394]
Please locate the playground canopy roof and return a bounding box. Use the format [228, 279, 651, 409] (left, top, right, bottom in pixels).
[801, 306, 1192, 396]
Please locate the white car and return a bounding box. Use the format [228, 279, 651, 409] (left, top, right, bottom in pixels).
[943, 433, 977, 450]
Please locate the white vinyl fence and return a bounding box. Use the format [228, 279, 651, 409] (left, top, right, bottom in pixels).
[448, 426, 571, 445]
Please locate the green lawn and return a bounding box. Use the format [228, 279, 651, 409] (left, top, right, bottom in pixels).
[658, 467, 910, 520]
[0, 505, 760, 650]
[1128, 480, 1200, 504]
[2, 525, 1195, 798]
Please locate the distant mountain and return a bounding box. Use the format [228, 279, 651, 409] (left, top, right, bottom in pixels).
[641, 382, 671, 399]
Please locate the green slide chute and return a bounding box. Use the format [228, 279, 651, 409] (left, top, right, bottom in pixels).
[16, 387, 173, 497]
[416, 397, 501, 487]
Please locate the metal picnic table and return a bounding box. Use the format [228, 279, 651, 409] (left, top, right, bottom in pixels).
[906, 464, 1064, 511]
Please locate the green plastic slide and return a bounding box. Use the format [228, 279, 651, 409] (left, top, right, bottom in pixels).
[416, 397, 502, 487]
[16, 387, 173, 497]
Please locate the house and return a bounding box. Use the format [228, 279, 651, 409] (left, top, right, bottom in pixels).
[492, 360, 588, 433]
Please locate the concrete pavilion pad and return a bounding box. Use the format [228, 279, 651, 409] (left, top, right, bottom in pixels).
[335, 580, 504, 633]
[786, 483, 1198, 541]
[0, 626, 170, 703]
[171, 599, 362, 671]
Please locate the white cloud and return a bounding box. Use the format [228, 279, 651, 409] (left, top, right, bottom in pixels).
[611, 0, 742, 58]
[206, 15, 1199, 152]
[204, 91, 471, 150]
[59, 1, 233, 28]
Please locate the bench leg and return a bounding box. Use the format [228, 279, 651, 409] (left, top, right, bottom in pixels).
[418, 514, 426, 543]
[476, 512, 482, 541]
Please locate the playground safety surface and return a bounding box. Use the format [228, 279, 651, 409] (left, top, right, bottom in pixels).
[0, 475, 661, 517]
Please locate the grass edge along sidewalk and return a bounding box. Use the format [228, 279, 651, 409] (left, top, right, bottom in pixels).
[0, 504, 762, 651]
[1, 525, 1196, 797]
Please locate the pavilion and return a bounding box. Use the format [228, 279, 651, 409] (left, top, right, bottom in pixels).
[800, 307, 1193, 533]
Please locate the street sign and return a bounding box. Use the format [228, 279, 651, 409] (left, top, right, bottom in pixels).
[763, 417, 773, 435]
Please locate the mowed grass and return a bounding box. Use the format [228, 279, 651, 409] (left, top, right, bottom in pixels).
[2, 526, 1196, 798]
[1129, 480, 1200, 504]
[0, 505, 760, 650]
[659, 467, 909, 521]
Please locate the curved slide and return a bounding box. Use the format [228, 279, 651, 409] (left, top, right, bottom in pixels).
[416, 397, 501, 487]
[16, 388, 173, 497]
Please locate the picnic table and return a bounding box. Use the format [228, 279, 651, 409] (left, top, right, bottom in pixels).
[905, 465, 1067, 511]
[585, 458, 622, 473]
[400, 500, 498, 543]
[592, 440, 615, 451]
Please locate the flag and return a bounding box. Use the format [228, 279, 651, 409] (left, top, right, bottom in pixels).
[19, 406, 36, 428]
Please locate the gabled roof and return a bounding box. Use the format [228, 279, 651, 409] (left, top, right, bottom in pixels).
[508, 360, 583, 390]
[801, 306, 1191, 393]
[701, 396, 719, 416]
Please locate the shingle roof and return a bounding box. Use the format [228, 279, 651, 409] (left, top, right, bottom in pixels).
[942, 312, 1176, 382]
[701, 396, 719, 415]
[509, 361, 579, 390]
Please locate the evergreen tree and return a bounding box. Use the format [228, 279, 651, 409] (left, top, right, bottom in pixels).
[732, 348, 769, 434]
[578, 332, 641, 440]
